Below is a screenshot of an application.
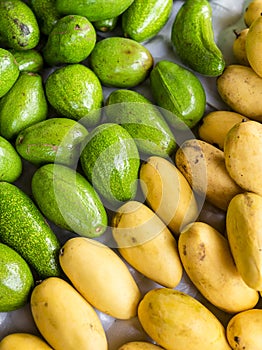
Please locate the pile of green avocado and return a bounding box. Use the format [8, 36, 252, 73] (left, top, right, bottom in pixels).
[0, 0, 224, 313]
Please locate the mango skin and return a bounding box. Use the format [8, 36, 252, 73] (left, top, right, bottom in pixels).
[178, 222, 259, 313]
[43, 15, 96, 66]
[244, 0, 262, 27]
[0, 0, 40, 50]
[0, 243, 34, 312]
[55, 0, 134, 22]
[226, 191, 262, 290]
[226, 309, 262, 349]
[31, 164, 108, 238]
[0, 333, 52, 350]
[0, 48, 19, 98]
[59, 237, 141, 319]
[30, 277, 108, 350]
[246, 15, 262, 77]
[111, 200, 183, 288]
[117, 342, 163, 350]
[138, 288, 231, 350]
[150, 60, 206, 129]
[0, 136, 22, 183]
[90, 37, 153, 88]
[45, 64, 103, 126]
[122, 0, 173, 42]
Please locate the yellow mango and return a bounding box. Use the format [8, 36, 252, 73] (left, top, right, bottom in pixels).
[244, 0, 262, 27]
[178, 221, 259, 313]
[233, 28, 250, 66]
[224, 120, 262, 196]
[198, 110, 248, 149]
[246, 15, 262, 77]
[226, 191, 262, 290]
[175, 139, 243, 211]
[59, 237, 141, 319]
[139, 156, 199, 236]
[117, 341, 163, 350]
[138, 288, 231, 350]
[226, 309, 262, 349]
[111, 200, 183, 288]
[216, 64, 262, 121]
[30, 277, 108, 350]
[0, 333, 52, 350]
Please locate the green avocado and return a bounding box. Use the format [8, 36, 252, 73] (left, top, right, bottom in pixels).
[0, 135, 22, 182]
[89, 36, 153, 88]
[0, 72, 48, 140]
[105, 89, 176, 157]
[55, 0, 134, 22]
[80, 123, 140, 208]
[122, 0, 173, 42]
[0, 182, 61, 279]
[0, 242, 34, 312]
[93, 17, 119, 33]
[45, 64, 103, 127]
[15, 118, 88, 166]
[150, 60, 206, 130]
[9, 49, 44, 72]
[42, 15, 96, 66]
[29, 0, 60, 36]
[0, 48, 20, 98]
[31, 163, 108, 238]
[0, 0, 40, 50]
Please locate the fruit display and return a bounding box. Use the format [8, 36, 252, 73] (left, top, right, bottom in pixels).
[1, 1, 262, 350]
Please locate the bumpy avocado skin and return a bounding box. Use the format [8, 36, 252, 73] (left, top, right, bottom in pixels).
[29, 0, 60, 35]
[0, 136, 22, 182]
[106, 89, 176, 157]
[31, 164, 108, 238]
[45, 64, 103, 126]
[0, 182, 61, 279]
[55, 0, 134, 22]
[0, 48, 20, 98]
[9, 49, 44, 72]
[42, 15, 96, 66]
[122, 0, 173, 42]
[0, 0, 40, 50]
[80, 123, 140, 208]
[0, 72, 48, 140]
[0, 243, 34, 312]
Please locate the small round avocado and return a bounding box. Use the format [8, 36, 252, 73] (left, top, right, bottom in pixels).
[9, 49, 44, 72]
[0, 136, 22, 183]
[0, 48, 19, 98]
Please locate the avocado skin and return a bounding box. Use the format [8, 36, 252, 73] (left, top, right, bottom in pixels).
[0, 136, 22, 183]
[122, 0, 173, 42]
[0, 182, 61, 279]
[0, 72, 48, 140]
[0, 0, 40, 50]
[80, 123, 140, 207]
[15, 118, 88, 166]
[55, 0, 134, 22]
[31, 164, 108, 238]
[9, 49, 44, 72]
[42, 15, 96, 66]
[150, 60, 206, 130]
[106, 89, 176, 157]
[0, 48, 20, 98]
[29, 0, 60, 36]
[93, 17, 119, 33]
[0, 243, 34, 312]
[45, 64, 103, 126]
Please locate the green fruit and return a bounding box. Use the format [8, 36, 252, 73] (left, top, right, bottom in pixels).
[171, 0, 225, 76]
[80, 123, 140, 207]
[89, 36, 153, 88]
[15, 118, 88, 166]
[31, 164, 108, 238]
[0, 182, 61, 278]
[42, 15, 96, 66]
[93, 17, 119, 32]
[55, 0, 134, 22]
[9, 49, 44, 72]
[0, 72, 48, 140]
[0, 243, 34, 312]
[29, 0, 60, 36]
[150, 60, 206, 130]
[0, 136, 22, 182]
[0, 0, 40, 50]
[105, 89, 176, 157]
[122, 0, 173, 42]
[45, 64, 103, 127]
[0, 48, 19, 98]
